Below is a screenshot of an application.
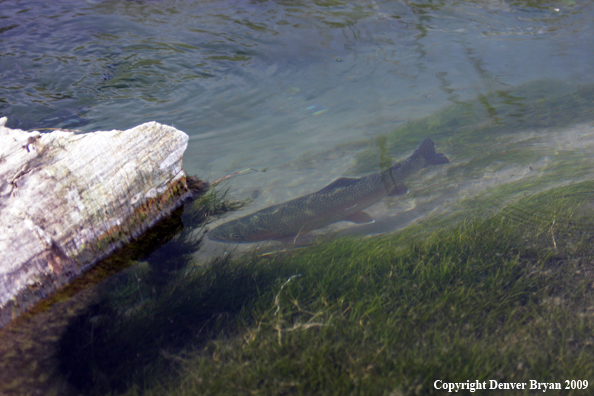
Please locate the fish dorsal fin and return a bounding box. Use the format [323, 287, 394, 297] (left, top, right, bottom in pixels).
[317, 177, 359, 193]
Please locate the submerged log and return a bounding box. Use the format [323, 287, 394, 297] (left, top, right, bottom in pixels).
[0, 117, 200, 328]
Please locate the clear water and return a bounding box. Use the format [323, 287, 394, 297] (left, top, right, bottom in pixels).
[6, 0, 594, 256]
[2, 0, 594, 393]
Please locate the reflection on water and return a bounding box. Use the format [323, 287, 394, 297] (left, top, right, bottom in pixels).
[2, 0, 594, 394]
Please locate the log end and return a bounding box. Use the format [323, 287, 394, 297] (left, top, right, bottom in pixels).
[0, 119, 205, 328]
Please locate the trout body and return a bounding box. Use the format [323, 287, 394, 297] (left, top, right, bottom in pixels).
[209, 138, 448, 243]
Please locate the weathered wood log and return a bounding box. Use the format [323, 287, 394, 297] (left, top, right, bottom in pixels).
[0, 117, 199, 328]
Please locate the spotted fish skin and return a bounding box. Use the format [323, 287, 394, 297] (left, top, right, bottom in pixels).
[208, 138, 449, 243]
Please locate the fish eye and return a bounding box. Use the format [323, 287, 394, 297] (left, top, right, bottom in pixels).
[230, 233, 240, 240]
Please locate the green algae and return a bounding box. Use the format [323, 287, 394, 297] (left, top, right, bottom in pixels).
[55, 180, 594, 396]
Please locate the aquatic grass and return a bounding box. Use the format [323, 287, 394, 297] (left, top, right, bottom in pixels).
[185, 185, 249, 226]
[133, 218, 592, 395]
[57, 181, 594, 395]
[351, 80, 594, 174]
[437, 151, 594, 232]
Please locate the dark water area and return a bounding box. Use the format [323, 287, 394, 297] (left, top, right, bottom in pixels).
[2, 0, 594, 394]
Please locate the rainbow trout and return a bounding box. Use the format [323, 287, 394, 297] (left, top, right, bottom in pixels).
[208, 138, 448, 243]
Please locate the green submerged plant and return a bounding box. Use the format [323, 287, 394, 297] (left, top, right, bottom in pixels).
[351, 80, 594, 175]
[58, 180, 594, 396]
[55, 79, 594, 395]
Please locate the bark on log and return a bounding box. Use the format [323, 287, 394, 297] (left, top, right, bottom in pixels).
[0, 117, 196, 328]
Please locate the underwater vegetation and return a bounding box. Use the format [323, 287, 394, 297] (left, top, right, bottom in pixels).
[350, 80, 594, 175]
[57, 179, 594, 396]
[52, 79, 594, 396]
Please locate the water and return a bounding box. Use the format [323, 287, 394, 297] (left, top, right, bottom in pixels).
[2, 0, 594, 394]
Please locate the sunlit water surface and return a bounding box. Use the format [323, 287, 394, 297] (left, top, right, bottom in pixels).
[2, 0, 594, 393]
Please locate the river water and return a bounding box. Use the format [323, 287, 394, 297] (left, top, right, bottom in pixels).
[2, 0, 594, 394]
[3, 0, 594, 244]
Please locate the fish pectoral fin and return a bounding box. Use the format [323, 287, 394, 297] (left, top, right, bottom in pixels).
[389, 184, 409, 196]
[345, 211, 375, 224]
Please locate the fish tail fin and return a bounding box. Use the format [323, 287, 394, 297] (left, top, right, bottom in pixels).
[413, 138, 449, 167]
